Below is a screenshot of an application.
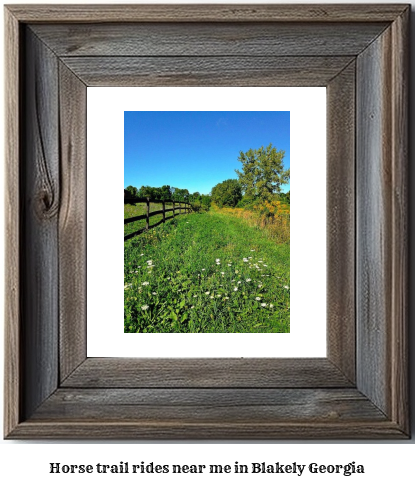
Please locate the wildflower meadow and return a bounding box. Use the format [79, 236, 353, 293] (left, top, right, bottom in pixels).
[124, 206, 290, 333]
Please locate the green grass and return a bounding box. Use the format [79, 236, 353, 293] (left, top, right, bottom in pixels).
[124, 211, 290, 333]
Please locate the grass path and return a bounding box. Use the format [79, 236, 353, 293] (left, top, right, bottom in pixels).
[124, 210, 290, 333]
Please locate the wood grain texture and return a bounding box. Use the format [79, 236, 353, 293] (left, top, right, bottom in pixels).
[4, 6, 21, 438]
[357, 29, 391, 417]
[20, 28, 60, 420]
[7, 422, 407, 440]
[58, 62, 87, 382]
[61, 56, 354, 87]
[326, 61, 356, 383]
[32, 388, 386, 422]
[62, 358, 353, 388]
[356, 16, 408, 433]
[31, 22, 388, 57]
[389, 8, 409, 433]
[6, 4, 409, 23]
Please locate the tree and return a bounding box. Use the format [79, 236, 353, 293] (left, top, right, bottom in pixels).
[279, 190, 290, 204]
[235, 143, 289, 201]
[211, 179, 242, 208]
[137, 185, 155, 199]
[173, 188, 190, 202]
[160, 185, 172, 200]
[125, 185, 138, 198]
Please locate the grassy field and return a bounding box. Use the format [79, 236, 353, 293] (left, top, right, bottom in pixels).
[124, 210, 290, 333]
[124, 202, 180, 236]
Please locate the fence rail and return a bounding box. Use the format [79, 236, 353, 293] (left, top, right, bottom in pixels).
[124, 197, 191, 241]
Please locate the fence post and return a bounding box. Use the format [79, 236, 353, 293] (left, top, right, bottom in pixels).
[162, 199, 165, 223]
[179, 201, 182, 215]
[146, 197, 150, 230]
[173, 200, 175, 218]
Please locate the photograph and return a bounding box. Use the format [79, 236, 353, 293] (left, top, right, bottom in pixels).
[124, 111, 290, 333]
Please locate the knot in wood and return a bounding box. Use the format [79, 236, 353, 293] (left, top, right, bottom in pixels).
[36, 188, 59, 219]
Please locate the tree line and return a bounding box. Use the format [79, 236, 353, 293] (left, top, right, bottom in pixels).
[211, 143, 290, 208]
[124, 184, 211, 212]
[124, 143, 289, 213]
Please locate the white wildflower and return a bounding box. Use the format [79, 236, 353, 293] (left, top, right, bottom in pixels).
[270, 304, 274, 308]
[256, 297, 261, 301]
[261, 303, 267, 307]
[142, 282, 149, 286]
[141, 305, 149, 310]
[205, 292, 210, 295]
[152, 292, 157, 295]
[124, 283, 132, 289]
[234, 287, 238, 291]
[246, 278, 252, 282]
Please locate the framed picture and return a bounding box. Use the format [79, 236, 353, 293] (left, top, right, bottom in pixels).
[4, 4, 409, 439]
[87, 86, 326, 358]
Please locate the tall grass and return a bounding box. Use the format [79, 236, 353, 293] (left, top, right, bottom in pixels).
[212, 199, 290, 244]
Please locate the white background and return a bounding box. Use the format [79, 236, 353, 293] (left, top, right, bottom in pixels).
[87, 86, 326, 357]
[1, 1, 415, 487]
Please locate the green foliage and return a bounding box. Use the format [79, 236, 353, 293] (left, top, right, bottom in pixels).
[136, 185, 173, 200]
[211, 179, 242, 208]
[200, 194, 211, 211]
[125, 185, 139, 198]
[190, 201, 202, 212]
[279, 191, 290, 204]
[235, 143, 289, 201]
[124, 211, 290, 333]
[235, 194, 256, 210]
[190, 194, 211, 212]
[172, 188, 190, 202]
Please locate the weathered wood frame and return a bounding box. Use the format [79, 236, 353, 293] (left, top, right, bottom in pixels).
[4, 4, 409, 439]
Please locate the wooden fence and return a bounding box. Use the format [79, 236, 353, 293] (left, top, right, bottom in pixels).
[124, 197, 191, 241]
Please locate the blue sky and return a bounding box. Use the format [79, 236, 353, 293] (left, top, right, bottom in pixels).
[124, 111, 290, 195]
